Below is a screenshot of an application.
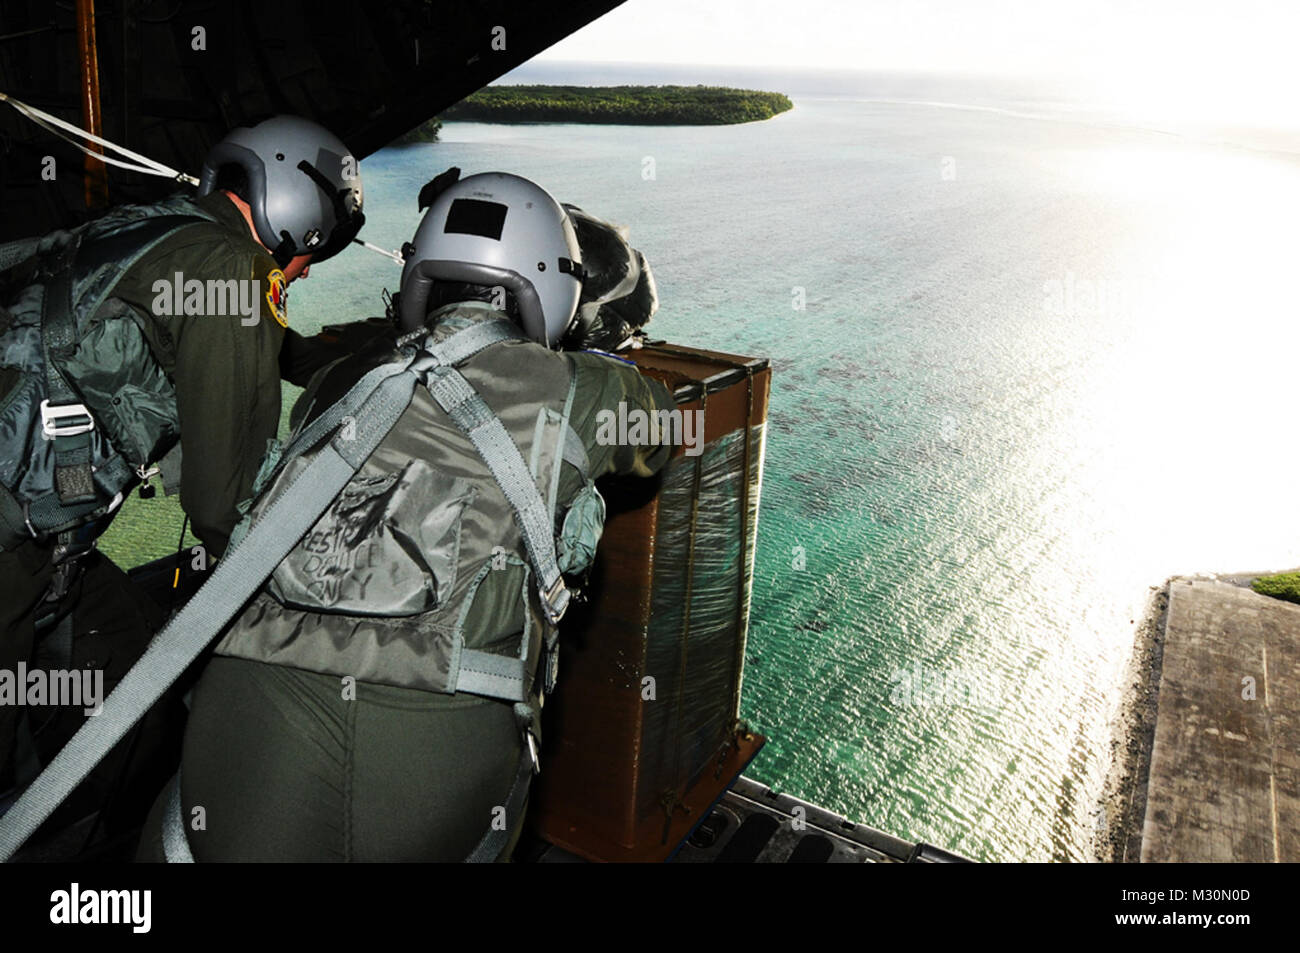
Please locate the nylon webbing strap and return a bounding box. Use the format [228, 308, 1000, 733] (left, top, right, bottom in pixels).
[22, 489, 107, 539]
[425, 365, 569, 622]
[275, 359, 408, 483]
[0, 359, 423, 861]
[1, 450, 135, 551]
[39, 249, 82, 394]
[464, 742, 534, 863]
[425, 318, 522, 366]
[456, 648, 529, 702]
[161, 773, 194, 863]
[269, 321, 519, 492]
[40, 250, 97, 505]
[561, 425, 589, 478]
[0, 237, 38, 274]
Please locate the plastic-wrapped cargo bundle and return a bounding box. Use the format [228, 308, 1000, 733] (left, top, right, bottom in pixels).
[530, 342, 770, 862]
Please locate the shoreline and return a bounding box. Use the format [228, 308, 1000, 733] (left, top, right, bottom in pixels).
[1095, 582, 1168, 862]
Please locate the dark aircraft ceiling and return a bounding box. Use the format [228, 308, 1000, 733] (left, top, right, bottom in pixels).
[0, 0, 625, 240]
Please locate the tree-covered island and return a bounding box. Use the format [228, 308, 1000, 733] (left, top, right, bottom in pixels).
[395, 85, 793, 142]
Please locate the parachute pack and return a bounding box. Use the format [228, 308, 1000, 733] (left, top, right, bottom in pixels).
[0, 196, 212, 552]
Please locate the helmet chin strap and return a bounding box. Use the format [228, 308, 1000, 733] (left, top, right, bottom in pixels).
[258, 159, 366, 268]
[218, 188, 297, 269]
[296, 158, 364, 258]
[270, 231, 297, 269]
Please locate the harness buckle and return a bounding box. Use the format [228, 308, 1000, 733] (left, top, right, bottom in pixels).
[542, 576, 570, 624]
[515, 702, 542, 775]
[46, 539, 94, 600]
[525, 730, 541, 776]
[40, 400, 95, 440]
[136, 463, 161, 499]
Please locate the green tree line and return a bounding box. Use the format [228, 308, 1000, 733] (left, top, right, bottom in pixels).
[393, 85, 793, 144]
[445, 84, 793, 124]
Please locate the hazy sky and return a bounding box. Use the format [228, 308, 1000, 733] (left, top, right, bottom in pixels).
[538, 1, 1299, 121]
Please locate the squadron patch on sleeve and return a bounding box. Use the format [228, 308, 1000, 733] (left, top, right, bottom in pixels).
[265, 269, 288, 328]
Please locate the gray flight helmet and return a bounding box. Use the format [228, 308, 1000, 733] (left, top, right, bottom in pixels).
[398, 172, 585, 347]
[197, 115, 365, 268]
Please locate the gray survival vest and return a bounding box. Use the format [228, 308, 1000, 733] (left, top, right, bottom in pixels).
[0, 195, 215, 551]
[214, 305, 602, 713]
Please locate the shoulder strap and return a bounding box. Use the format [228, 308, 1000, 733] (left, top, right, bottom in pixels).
[41, 238, 96, 505]
[557, 362, 588, 481]
[561, 426, 590, 480]
[421, 334, 570, 626]
[0, 236, 40, 276]
[260, 320, 523, 498]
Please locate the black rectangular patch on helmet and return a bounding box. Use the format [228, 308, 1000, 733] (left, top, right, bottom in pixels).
[444, 199, 507, 240]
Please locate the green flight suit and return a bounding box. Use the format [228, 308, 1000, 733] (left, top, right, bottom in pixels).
[137, 306, 676, 862]
[111, 190, 337, 557]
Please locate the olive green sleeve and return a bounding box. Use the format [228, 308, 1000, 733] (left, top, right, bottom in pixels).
[279, 320, 401, 388]
[170, 258, 285, 560]
[565, 351, 677, 480]
[279, 328, 338, 388]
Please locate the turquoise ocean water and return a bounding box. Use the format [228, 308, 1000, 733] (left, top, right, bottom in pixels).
[103, 65, 1300, 861]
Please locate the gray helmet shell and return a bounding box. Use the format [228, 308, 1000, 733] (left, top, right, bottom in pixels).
[198, 115, 364, 267]
[399, 172, 584, 346]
